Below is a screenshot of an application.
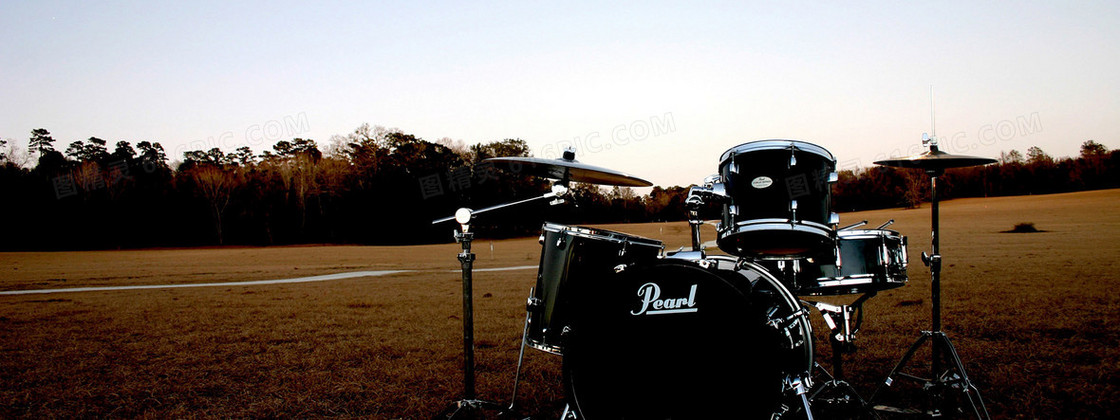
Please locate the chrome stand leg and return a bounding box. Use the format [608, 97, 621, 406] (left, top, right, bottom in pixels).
[507, 290, 533, 412]
[871, 331, 990, 419]
[780, 375, 815, 420]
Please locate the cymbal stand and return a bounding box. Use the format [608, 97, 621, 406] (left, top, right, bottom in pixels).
[870, 168, 989, 419]
[433, 186, 568, 419]
[808, 293, 876, 417]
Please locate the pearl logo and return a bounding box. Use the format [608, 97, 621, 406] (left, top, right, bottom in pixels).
[751, 176, 773, 189]
[631, 282, 699, 316]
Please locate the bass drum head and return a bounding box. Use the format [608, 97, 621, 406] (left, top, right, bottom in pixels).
[562, 259, 799, 419]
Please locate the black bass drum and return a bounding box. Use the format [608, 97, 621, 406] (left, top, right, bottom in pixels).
[562, 257, 812, 419]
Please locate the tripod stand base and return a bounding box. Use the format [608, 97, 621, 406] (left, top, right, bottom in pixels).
[871, 331, 989, 419]
[437, 399, 518, 420]
[810, 360, 877, 419]
[811, 379, 876, 419]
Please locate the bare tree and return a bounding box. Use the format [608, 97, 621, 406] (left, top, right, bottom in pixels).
[190, 165, 242, 245]
[1027, 146, 1053, 166]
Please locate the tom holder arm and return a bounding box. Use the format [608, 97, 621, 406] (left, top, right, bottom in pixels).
[685, 175, 729, 252]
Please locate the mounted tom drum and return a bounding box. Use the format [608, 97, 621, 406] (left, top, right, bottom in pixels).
[717, 140, 839, 259]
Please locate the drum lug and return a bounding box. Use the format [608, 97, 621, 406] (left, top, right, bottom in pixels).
[828, 171, 839, 183]
[879, 237, 890, 266]
[790, 200, 798, 222]
[900, 236, 909, 267]
[829, 212, 840, 225]
[767, 307, 808, 351]
[613, 264, 627, 273]
[526, 296, 541, 311]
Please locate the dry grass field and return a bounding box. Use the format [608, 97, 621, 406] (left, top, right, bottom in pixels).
[2, 189, 1118, 419]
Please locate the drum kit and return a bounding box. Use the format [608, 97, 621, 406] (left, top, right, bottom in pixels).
[433, 138, 995, 419]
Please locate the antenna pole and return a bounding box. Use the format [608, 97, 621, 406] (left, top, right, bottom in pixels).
[929, 85, 936, 138]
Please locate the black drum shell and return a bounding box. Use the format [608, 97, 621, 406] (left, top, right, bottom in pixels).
[527, 223, 663, 355]
[717, 140, 837, 259]
[765, 229, 909, 296]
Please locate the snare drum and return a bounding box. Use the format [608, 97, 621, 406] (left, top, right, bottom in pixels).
[767, 229, 908, 296]
[526, 223, 663, 355]
[716, 140, 839, 259]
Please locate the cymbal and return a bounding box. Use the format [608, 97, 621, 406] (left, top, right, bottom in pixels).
[484, 156, 653, 187]
[874, 147, 997, 170]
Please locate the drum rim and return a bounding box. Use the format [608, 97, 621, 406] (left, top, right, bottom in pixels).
[719, 139, 836, 164]
[525, 341, 563, 356]
[541, 222, 664, 248]
[720, 218, 835, 234]
[704, 256, 814, 374]
[837, 228, 904, 239]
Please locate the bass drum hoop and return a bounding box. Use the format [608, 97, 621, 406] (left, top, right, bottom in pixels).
[709, 255, 814, 374]
[541, 222, 663, 250]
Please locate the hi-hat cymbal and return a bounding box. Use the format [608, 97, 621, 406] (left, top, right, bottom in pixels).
[874, 147, 997, 171]
[484, 156, 653, 187]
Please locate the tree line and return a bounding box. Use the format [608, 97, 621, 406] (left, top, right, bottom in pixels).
[832, 141, 1119, 211]
[1, 127, 1116, 250]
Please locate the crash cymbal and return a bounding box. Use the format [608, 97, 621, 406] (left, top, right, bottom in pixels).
[874, 147, 997, 171]
[483, 155, 653, 187]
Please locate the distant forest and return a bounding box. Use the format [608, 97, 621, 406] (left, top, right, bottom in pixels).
[1, 125, 1117, 250]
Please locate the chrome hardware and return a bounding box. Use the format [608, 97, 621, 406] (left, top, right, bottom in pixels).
[526, 296, 541, 311]
[876, 219, 895, 229]
[828, 171, 839, 183]
[767, 307, 808, 350]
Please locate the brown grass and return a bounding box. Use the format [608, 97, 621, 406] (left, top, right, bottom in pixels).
[2, 189, 1119, 418]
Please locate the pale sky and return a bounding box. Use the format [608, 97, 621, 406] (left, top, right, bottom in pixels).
[2, 1, 1117, 188]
